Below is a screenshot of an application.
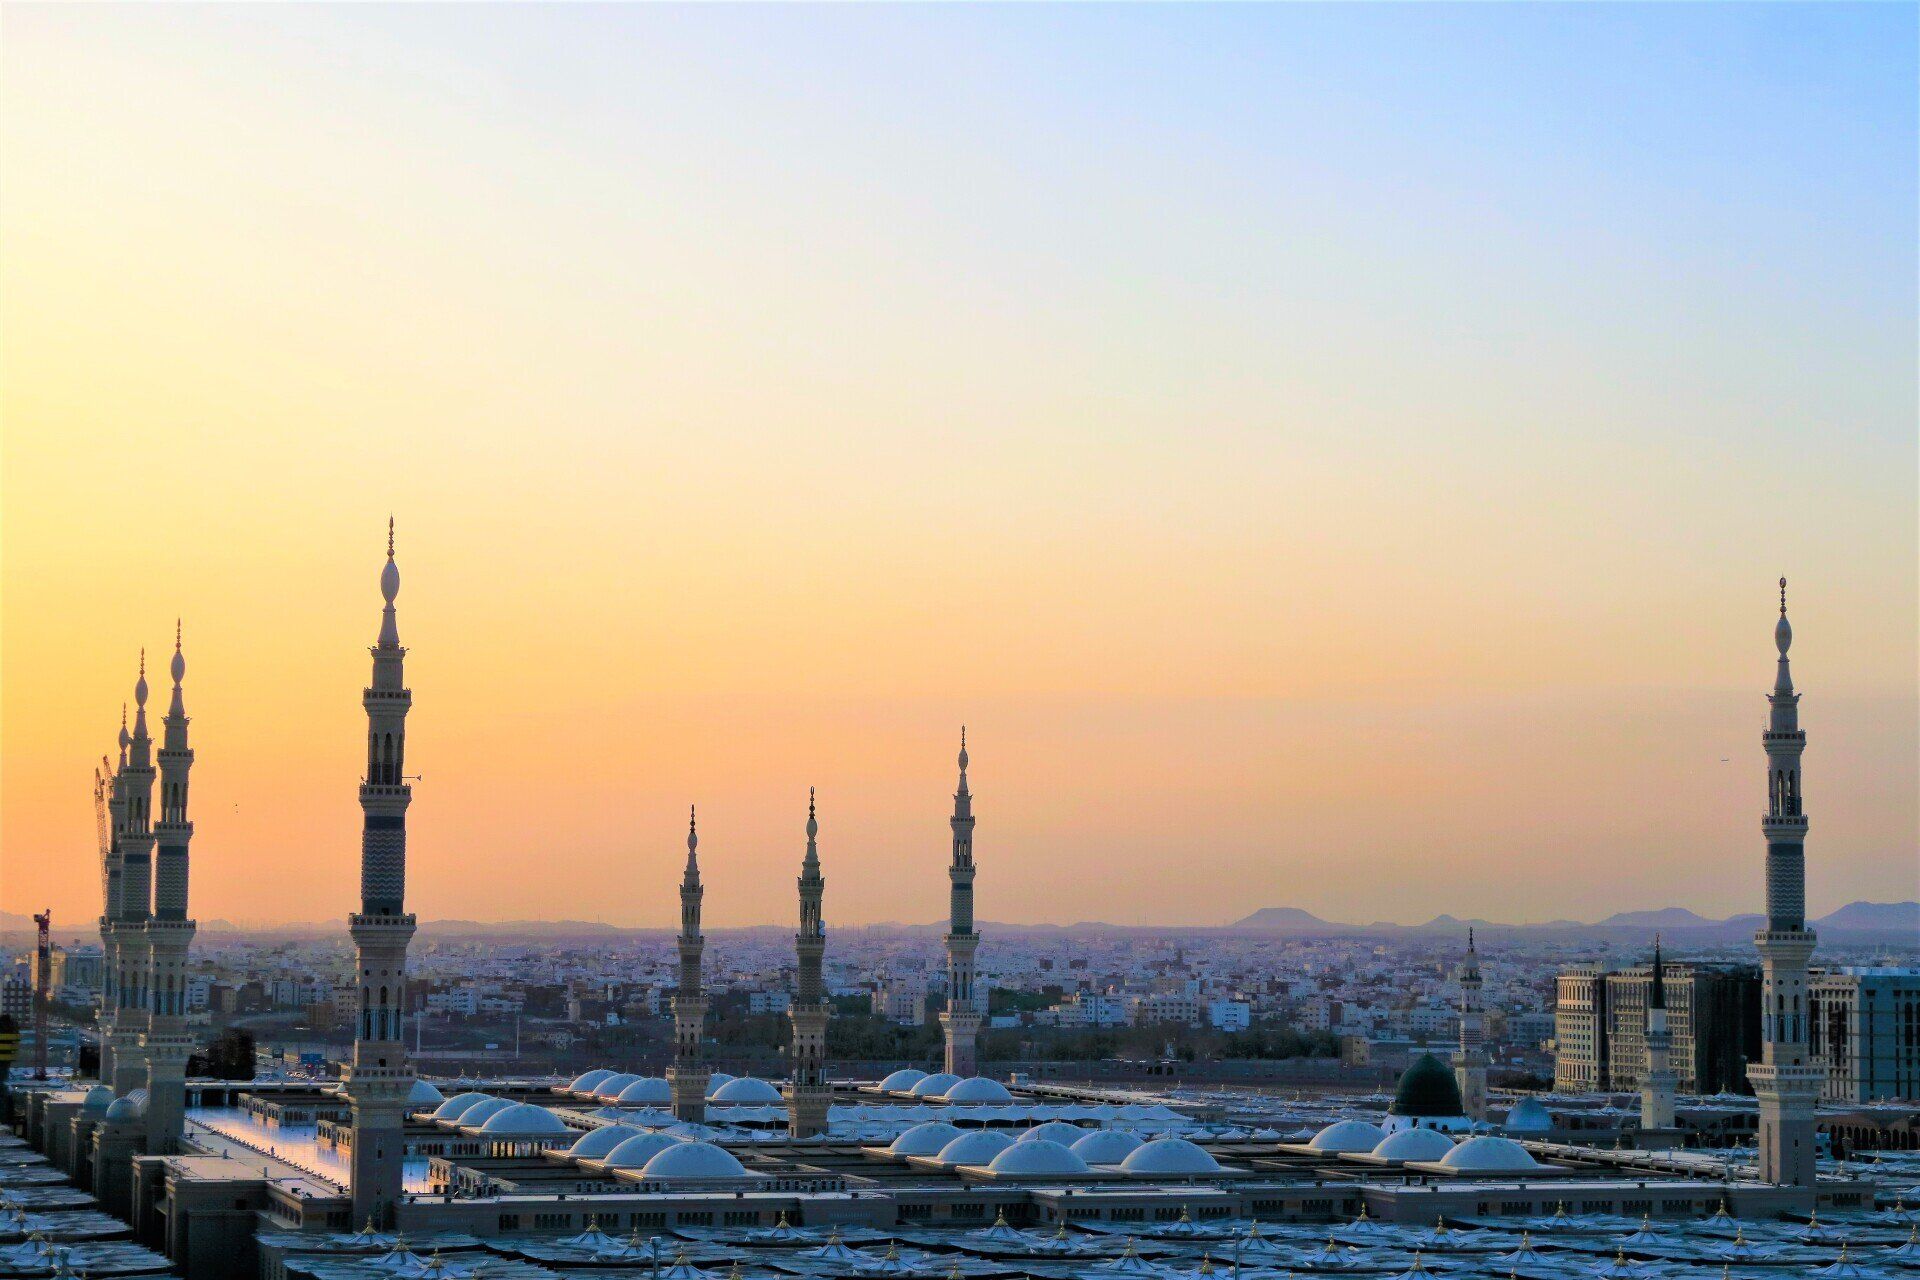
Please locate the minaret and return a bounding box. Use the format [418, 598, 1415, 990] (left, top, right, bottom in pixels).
[345, 520, 418, 1227]
[939, 729, 982, 1078]
[1452, 928, 1488, 1121]
[111, 655, 157, 1099]
[787, 789, 831, 1138]
[668, 806, 709, 1122]
[1748, 578, 1822, 1189]
[140, 623, 198, 1151]
[1641, 936, 1675, 1132]
[97, 709, 130, 1086]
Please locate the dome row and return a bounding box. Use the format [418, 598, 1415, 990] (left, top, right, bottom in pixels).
[1305, 1120, 1542, 1170]
[886, 1123, 1220, 1175]
[875, 1070, 1015, 1104]
[562, 1070, 774, 1104]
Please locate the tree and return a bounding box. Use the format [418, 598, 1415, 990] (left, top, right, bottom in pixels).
[188, 1028, 256, 1080]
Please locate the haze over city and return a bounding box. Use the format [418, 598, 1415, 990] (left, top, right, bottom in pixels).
[3, 4, 1914, 931]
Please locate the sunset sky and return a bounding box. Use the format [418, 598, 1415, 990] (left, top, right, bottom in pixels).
[3, 4, 1914, 931]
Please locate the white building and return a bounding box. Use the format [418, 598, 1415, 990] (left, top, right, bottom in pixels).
[1207, 999, 1252, 1032]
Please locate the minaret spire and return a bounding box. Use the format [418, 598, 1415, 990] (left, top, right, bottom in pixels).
[669, 803, 709, 1121]
[346, 519, 418, 1227]
[788, 788, 831, 1137]
[142, 618, 198, 1151]
[1750, 576, 1822, 1189]
[110, 653, 158, 1099]
[1640, 933, 1675, 1133]
[941, 727, 983, 1077]
[98, 706, 131, 1089]
[1453, 927, 1487, 1120]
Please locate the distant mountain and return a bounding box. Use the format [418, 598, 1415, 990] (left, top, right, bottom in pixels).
[1817, 901, 1920, 934]
[1597, 907, 1719, 929]
[1233, 907, 1345, 934]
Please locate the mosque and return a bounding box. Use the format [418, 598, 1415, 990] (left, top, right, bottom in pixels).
[6, 540, 1887, 1280]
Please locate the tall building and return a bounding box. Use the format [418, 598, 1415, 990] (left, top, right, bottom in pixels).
[1557, 960, 1758, 1095]
[344, 522, 418, 1227]
[1748, 579, 1822, 1189]
[668, 807, 709, 1122]
[1810, 967, 1920, 1103]
[142, 624, 197, 1151]
[1641, 939, 1676, 1130]
[113, 658, 157, 1099]
[1452, 930, 1488, 1120]
[787, 790, 830, 1138]
[939, 730, 981, 1078]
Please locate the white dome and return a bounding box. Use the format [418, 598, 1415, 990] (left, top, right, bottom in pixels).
[704, 1072, 737, 1099]
[1308, 1120, 1387, 1153]
[567, 1125, 640, 1159]
[408, 1079, 445, 1106]
[1018, 1121, 1086, 1145]
[566, 1069, 614, 1095]
[936, 1131, 1015, 1165]
[1071, 1130, 1146, 1164]
[604, 1132, 685, 1169]
[593, 1073, 641, 1100]
[478, 1103, 572, 1137]
[616, 1077, 672, 1105]
[1438, 1135, 1541, 1172]
[1370, 1128, 1457, 1162]
[640, 1140, 749, 1180]
[877, 1069, 928, 1093]
[1119, 1137, 1220, 1175]
[432, 1091, 494, 1121]
[985, 1138, 1090, 1177]
[1504, 1098, 1554, 1133]
[710, 1076, 784, 1104]
[908, 1072, 962, 1098]
[942, 1076, 1014, 1104]
[81, 1085, 115, 1112]
[103, 1097, 142, 1124]
[888, 1122, 965, 1156]
[457, 1096, 515, 1127]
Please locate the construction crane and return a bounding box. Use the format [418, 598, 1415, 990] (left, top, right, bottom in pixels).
[31, 910, 50, 1080]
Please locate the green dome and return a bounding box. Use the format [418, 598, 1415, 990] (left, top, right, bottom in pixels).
[1389, 1052, 1464, 1117]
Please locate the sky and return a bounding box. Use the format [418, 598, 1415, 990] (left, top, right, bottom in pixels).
[2, 4, 1914, 931]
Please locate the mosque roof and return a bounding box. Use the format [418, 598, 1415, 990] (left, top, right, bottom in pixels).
[877, 1069, 928, 1092]
[566, 1069, 614, 1095]
[432, 1091, 494, 1121]
[1308, 1119, 1387, 1153]
[603, 1131, 685, 1169]
[565, 1124, 639, 1159]
[615, 1077, 673, 1105]
[457, 1097, 515, 1127]
[941, 1077, 1014, 1104]
[639, 1140, 749, 1180]
[888, 1122, 965, 1156]
[710, 1077, 783, 1104]
[935, 1131, 1014, 1165]
[1018, 1121, 1087, 1145]
[1437, 1134, 1542, 1172]
[1389, 1053, 1465, 1117]
[1071, 1130, 1145, 1164]
[408, 1079, 445, 1106]
[592, 1073, 641, 1100]
[908, 1073, 961, 1098]
[1369, 1127, 1457, 1162]
[81, 1086, 115, 1112]
[1504, 1097, 1554, 1132]
[1119, 1137, 1220, 1175]
[984, 1139, 1090, 1176]
[477, 1103, 572, 1136]
[704, 1073, 737, 1099]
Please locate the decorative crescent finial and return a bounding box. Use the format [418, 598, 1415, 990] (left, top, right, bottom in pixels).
[1780, 576, 1787, 614]
[688, 805, 698, 849]
[388, 515, 396, 559]
[175, 619, 181, 649]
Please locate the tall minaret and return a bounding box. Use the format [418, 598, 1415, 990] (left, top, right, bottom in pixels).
[111, 655, 157, 1098]
[1452, 928, 1488, 1121]
[97, 709, 130, 1086]
[141, 623, 198, 1151]
[939, 729, 982, 1078]
[1748, 578, 1822, 1189]
[1640, 936, 1675, 1132]
[345, 520, 418, 1227]
[668, 806, 709, 1122]
[787, 789, 831, 1138]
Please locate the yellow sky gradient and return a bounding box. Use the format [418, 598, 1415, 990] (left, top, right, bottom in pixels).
[3, 6, 1914, 929]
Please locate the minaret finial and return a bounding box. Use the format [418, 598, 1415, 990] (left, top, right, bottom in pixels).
[1780, 576, 1787, 614]
[388, 515, 396, 559]
[689, 805, 698, 848]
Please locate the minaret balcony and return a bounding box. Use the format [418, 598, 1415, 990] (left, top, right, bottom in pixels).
[1762, 730, 1805, 744]
[1761, 813, 1809, 834]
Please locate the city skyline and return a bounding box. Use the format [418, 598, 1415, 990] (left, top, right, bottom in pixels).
[4, 4, 1915, 929]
